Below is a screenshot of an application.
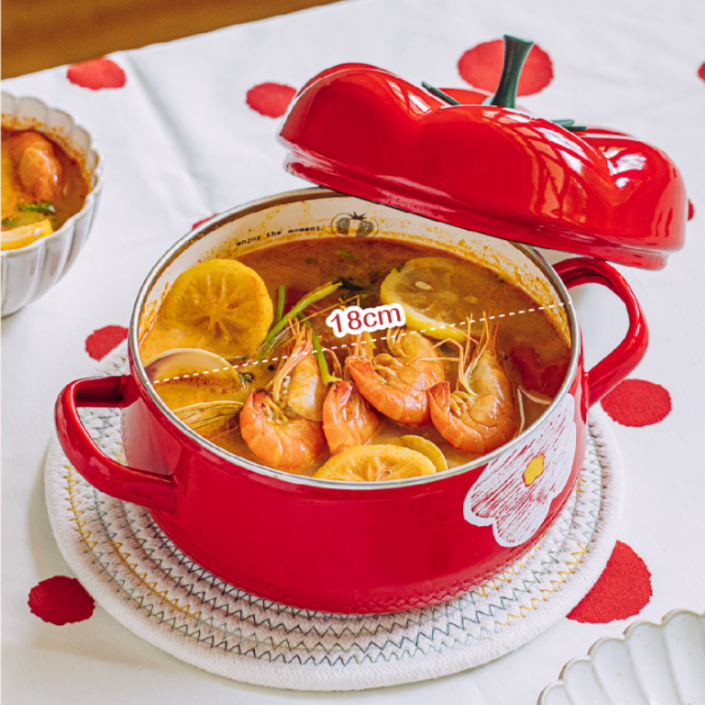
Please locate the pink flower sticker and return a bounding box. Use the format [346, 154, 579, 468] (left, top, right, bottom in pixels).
[464, 394, 576, 547]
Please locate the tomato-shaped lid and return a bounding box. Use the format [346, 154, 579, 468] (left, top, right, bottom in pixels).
[278, 36, 686, 270]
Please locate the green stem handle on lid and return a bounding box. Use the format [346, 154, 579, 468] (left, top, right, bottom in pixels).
[422, 35, 587, 131]
[486, 35, 534, 108]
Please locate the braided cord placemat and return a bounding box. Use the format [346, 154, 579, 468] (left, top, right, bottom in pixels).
[45, 342, 622, 691]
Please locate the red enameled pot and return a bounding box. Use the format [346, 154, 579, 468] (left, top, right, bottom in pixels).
[55, 189, 647, 614]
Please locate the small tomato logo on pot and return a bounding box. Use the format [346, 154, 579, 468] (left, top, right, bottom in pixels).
[331, 212, 377, 237]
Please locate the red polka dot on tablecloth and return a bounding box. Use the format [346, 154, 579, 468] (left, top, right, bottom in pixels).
[192, 215, 216, 230]
[568, 541, 652, 623]
[601, 379, 671, 427]
[67, 58, 126, 90]
[688, 200, 695, 220]
[246, 83, 297, 118]
[458, 39, 553, 96]
[698, 62, 705, 83]
[28, 576, 95, 625]
[85, 325, 128, 360]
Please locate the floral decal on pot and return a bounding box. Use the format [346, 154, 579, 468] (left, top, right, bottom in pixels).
[463, 394, 577, 547]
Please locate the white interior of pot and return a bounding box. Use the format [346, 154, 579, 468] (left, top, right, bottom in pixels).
[138, 191, 570, 343]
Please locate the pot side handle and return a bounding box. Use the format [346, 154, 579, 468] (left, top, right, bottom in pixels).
[55, 376, 177, 513]
[554, 257, 648, 408]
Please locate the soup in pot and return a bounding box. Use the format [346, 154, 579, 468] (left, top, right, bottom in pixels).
[139, 237, 571, 480]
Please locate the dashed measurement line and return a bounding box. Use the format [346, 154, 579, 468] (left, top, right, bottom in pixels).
[151, 301, 569, 385]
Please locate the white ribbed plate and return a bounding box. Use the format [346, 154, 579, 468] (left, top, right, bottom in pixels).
[539, 609, 705, 705]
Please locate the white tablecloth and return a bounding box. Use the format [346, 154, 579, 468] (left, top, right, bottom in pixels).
[3, 0, 704, 702]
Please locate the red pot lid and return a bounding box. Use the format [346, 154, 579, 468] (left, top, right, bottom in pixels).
[279, 49, 686, 270]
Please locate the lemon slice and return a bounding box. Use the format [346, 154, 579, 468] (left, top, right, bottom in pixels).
[380, 257, 484, 342]
[314, 444, 436, 482]
[1, 219, 53, 250]
[394, 435, 448, 472]
[161, 259, 273, 357]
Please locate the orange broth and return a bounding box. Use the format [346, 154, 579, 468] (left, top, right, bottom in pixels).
[1, 128, 90, 239]
[140, 237, 571, 475]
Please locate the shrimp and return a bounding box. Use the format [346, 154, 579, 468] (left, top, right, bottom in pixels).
[240, 391, 325, 471]
[346, 327, 444, 426]
[428, 321, 519, 455]
[286, 343, 328, 421]
[320, 335, 380, 454]
[7, 131, 64, 201]
[240, 323, 326, 471]
[322, 380, 380, 455]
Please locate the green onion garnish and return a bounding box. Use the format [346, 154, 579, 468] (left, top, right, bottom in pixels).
[18, 201, 55, 215]
[300, 318, 340, 385]
[258, 281, 341, 360]
[275, 285, 285, 324]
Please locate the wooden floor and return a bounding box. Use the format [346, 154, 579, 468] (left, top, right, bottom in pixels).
[2, 0, 343, 79]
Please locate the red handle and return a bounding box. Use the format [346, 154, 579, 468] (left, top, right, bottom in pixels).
[55, 376, 177, 513]
[554, 257, 648, 408]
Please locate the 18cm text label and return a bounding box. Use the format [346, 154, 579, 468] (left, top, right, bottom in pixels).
[325, 304, 405, 338]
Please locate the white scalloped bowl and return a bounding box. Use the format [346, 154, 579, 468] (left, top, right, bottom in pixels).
[1, 92, 104, 317]
[539, 609, 705, 705]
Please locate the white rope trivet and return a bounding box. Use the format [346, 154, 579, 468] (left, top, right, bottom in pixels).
[45, 342, 623, 691]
